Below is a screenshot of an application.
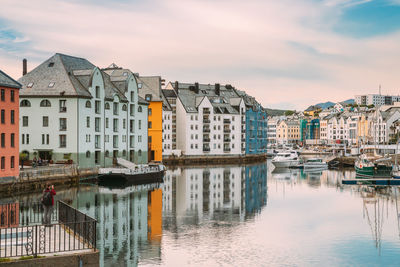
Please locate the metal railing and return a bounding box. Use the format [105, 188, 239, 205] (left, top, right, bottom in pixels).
[0, 201, 96, 258]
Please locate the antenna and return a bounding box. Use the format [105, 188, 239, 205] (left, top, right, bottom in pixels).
[379, 84, 381, 95]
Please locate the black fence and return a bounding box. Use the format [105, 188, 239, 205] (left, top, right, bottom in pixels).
[0, 201, 96, 258]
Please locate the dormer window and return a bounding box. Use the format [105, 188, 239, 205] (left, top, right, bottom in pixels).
[145, 94, 152, 101]
[138, 83, 142, 89]
[123, 72, 128, 76]
[48, 82, 55, 88]
[48, 62, 54, 67]
[27, 82, 34, 88]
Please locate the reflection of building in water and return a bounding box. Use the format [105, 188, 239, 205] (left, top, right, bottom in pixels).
[73, 184, 162, 267]
[163, 165, 267, 224]
[244, 164, 267, 216]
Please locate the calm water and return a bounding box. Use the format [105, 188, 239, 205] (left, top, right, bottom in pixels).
[4, 161, 400, 266]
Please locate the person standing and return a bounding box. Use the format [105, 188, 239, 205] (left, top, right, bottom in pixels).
[42, 183, 56, 226]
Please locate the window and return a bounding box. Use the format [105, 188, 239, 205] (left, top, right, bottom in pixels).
[10, 90, 14, 102]
[20, 100, 31, 107]
[26, 134, 29, 144]
[86, 134, 91, 142]
[0, 89, 4, 101]
[122, 104, 127, 111]
[138, 106, 142, 112]
[46, 134, 49, 144]
[59, 118, 67, 131]
[113, 135, 118, 148]
[10, 110, 14, 124]
[59, 135, 66, 148]
[43, 116, 49, 127]
[48, 82, 55, 88]
[123, 119, 126, 129]
[59, 100, 66, 112]
[130, 104, 134, 116]
[113, 102, 119, 115]
[95, 118, 100, 132]
[22, 116, 28, 127]
[148, 121, 152, 129]
[86, 151, 91, 158]
[10, 156, 14, 169]
[95, 135, 100, 148]
[149, 108, 152, 116]
[1, 133, 4, 147]
[105, 135, 109, 143]
[27, 82, 34, 88]
[0, 110, 4, 124]
[85, 101, 91, 108]
[145, 94, 152, 101]
[106, 118, 109, 128]
[138, 150, 142, 156]
[105, 102, 110, 110]
[149, 136, 152, 143]
[48, 62, 54, 67]
[95, 86, 100, 98]
[1, 157, 4, 169]
[11, 133, 14, 147]
[131, 91, 134, 102]
[139, 120, 141, 130]
[95, 101, 101, 114]
[86, 117, 90, 128]
[113, 119, 118, 132]
[42, 134, 45, 145]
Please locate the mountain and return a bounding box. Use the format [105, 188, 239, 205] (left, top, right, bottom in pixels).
[340, 99, 355, 105]
[264, 108, 287, 116]
[314, 101, 335, 109]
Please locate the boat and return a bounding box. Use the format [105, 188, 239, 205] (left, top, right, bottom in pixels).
[303, 158, 328, 170]
[355, 154, 392, 179]
[98, 158, 165, 186]
[271, 150, 301, 168]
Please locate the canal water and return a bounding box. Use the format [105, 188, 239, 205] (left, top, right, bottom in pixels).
[4, 160, 400, 266]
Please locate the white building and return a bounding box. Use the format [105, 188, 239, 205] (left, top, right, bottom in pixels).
[161, 89, 177, 157]
[355, 94, 400, 106]
[18, 54, 148, 167]
[267, 117, 278, 144]
[165, 82, 246, 156]
[370, 107, 400, 144]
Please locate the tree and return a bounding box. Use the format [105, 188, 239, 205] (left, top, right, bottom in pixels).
[284, 110, 295, 116]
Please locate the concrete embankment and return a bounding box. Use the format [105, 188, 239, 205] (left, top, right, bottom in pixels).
[0, 165, 98, 196]
[0, 250, 99, 267]
[163, 154, 267, 166]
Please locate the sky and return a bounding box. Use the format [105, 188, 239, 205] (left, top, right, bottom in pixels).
[1, 0, 400, 110]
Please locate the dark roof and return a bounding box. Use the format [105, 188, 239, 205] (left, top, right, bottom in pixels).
[162, 89, 176, 98]
[0, 70, 22, 89]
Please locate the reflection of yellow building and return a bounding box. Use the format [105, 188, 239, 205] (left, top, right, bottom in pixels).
[148, 188, 163, 241]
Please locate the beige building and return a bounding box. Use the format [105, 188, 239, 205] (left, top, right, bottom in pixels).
[276, 120, 300, 144]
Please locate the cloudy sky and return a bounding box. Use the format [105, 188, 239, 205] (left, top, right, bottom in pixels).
[1, 0, 400, 110]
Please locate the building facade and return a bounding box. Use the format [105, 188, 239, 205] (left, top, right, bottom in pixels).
[355, 94, 400, 106]
[19, 54, 148, 168]
[0, 70, 21, 179]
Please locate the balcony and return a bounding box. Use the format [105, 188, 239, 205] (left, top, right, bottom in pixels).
[203, 137, 210, 142]
[59, 107, 67, 113]
[203, 127, 210, 133]
[203, 119, 211, 123]
[203, 109, 210, 114]
[241, 128, 246, 133]
[223, 147, 231, 152]
[203, 146, 210, 152]
[223, 119, 230, 124]
[223, 128, 231, 133]
[241, 138, 246, 142]
[224, 137, 231, 142]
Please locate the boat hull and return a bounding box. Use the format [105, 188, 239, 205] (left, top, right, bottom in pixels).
[355, 165, 392, 179]
[272, 160, 299, 168]
[98, 170, 164, 187]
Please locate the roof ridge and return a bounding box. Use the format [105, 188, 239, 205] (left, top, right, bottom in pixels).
[56, 53, 87, 61]
[0, 69, 22, 88]
[57, 53, 82, 96]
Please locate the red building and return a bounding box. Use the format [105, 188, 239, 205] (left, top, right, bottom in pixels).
[0, 70, 21, 179]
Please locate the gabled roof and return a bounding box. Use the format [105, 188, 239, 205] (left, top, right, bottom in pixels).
[0, 70, 21, 89]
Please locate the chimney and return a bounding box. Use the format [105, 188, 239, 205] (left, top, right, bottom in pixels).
[194, 82, 199, 94]
[22, 58, 27, 76]
[215, 83, 220, 96]
[174, 81, 179, 93]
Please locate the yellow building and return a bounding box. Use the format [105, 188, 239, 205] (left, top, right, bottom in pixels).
[137, 76, 164, 162]
[304, 106, 322, 117]
[276, 120, 300, 144]
[357, 113, 371, 144]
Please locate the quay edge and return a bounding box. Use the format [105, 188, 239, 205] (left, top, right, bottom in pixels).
[162, 154, 267, 166]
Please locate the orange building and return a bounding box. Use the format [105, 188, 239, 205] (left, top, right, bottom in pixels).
[137, 76, 163, 162]
[147, 188, 162, 241]
[0, 70, 21, 179]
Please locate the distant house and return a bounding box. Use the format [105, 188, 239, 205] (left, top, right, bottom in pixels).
[303, 105, 321, 117]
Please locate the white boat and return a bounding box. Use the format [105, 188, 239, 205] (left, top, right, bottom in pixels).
[271, 150, 300, 168]
[303, 158, 328, 169]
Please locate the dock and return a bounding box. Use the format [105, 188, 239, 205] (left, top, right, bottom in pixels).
[342, 179, 400, 186]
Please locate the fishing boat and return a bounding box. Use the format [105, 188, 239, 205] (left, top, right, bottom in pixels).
[303, 158, 328, 170]
[271, 150, 301, 168]
[355, 154, 392, 179]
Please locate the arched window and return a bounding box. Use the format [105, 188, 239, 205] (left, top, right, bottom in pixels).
[86, 151, 91, 158]
[105, 150, 109, 157]
[138, 150, 142, 156]
[122, 104, 127, 111]
[85, 101, 91, 108]
[20, 100, 31, 107]
[138, 106, 142, 112]
[40, 99, 51, 107]
[105, 102, 110, 110]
